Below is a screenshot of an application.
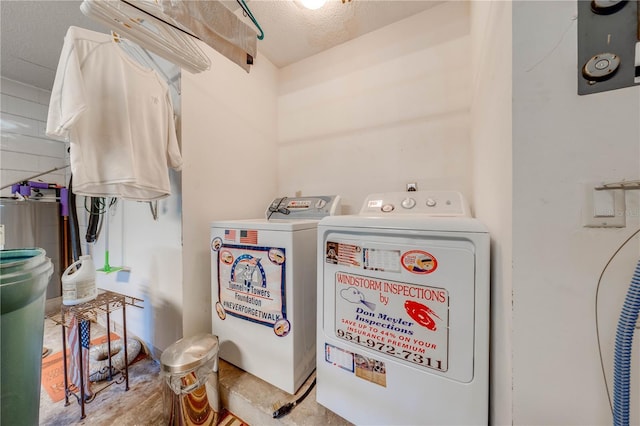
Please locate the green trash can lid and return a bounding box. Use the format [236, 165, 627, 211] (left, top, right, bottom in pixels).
[1, 248, 46, 265]
[161, 333, 219, 374]
[0, 248, 50, 283]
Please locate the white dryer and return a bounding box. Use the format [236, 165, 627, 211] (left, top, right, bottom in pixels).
[210, 196, 340, 394]
[316, 191, 489, 425]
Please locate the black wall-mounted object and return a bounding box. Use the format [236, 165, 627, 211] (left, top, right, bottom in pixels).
[578, 0, 640, 95]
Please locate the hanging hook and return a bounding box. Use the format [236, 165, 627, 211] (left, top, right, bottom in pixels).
[236, 0, 264, 40]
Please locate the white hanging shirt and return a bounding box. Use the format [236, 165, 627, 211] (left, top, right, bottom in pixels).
[46, 26, 182, 201]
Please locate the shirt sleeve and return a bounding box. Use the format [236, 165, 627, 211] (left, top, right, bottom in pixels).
[165, 92, 183, 171]
[46, 27, 88, 140]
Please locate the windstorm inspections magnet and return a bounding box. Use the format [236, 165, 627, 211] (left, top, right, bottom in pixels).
[334, 271, 449, 372]
[216, 245, 288, 334]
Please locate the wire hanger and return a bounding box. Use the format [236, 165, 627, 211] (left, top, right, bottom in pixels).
[80, 0, 211, 73]
[112, 30, 181, 93]
[236, 0, 264, 40]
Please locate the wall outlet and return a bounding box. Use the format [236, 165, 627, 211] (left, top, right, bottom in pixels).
[581, 183, 626, 228]
[407, 182, 417, 192]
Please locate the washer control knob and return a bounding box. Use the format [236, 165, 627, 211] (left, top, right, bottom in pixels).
[426, 198, 437, 207]
[381, 203, 395, 213]
[401, 197, 416, 209]
[315, 199, 327, 209]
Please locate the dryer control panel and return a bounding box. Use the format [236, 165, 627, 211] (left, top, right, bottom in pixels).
[360, 191, 470, 217]
[266, 195, 341, 220]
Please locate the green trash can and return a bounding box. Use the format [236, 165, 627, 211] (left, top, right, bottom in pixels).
[1, 248, 53, 426]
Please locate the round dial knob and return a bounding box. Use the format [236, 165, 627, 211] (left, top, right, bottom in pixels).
[591, 0, 627, 14]
[401, 197, 416, 209]
[381, 203, 395, 212]
[426, 198, 437, 207]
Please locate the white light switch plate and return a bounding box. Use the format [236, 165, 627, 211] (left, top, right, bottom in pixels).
[582, 183, 626, 228]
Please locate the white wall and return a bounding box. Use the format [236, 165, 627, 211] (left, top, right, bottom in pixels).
[513, 1, 640, 424]
[93, 184, 183, 356]
[470, 1, 513, 425]
[181, 45, 279, 337]
[277, 1, 472, 213]
[0, 78, 67, 196]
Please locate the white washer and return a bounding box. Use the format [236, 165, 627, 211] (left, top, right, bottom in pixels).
[210, 196, 340, 394]
[316, 191, 489, 425]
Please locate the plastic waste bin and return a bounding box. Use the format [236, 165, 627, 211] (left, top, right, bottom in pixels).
[161, 333, 220, 426]
[1, 248, 53, 426]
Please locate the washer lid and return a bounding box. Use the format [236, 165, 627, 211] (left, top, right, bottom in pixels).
[161, 333, 219, 374]
[211, 218, 319, 231]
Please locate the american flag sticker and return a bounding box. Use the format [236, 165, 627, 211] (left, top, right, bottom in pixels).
[68, 313, 93, 397]
[224, 229, 236, 242]
[240, 229, 258, 244]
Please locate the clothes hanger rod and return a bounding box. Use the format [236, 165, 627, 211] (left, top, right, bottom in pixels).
[0, 165, 70, 191]
[236, 0, 264, 40]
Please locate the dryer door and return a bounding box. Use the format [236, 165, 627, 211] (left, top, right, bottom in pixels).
[320, 229, 477, 383]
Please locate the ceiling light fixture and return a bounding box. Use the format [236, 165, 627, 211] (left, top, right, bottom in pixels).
[299, 0, 326, 10]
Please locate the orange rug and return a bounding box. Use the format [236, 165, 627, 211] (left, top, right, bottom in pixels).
[41, 333, 134, 403]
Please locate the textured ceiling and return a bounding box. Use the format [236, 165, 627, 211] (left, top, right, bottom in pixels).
[244, 0, 442, 67]
[0, 0, 441, 90]
[0, 1, 106, 91]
